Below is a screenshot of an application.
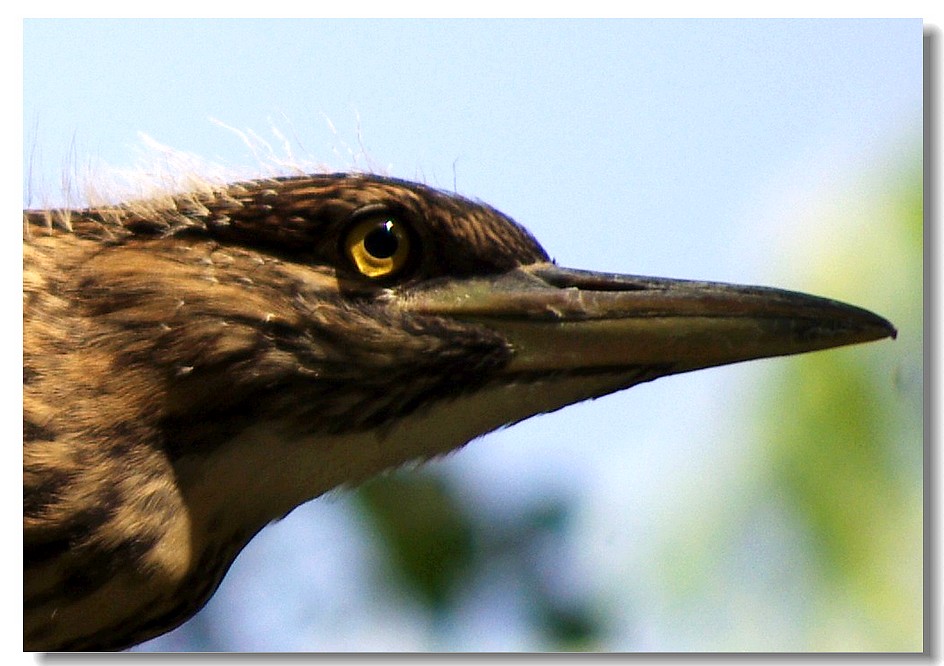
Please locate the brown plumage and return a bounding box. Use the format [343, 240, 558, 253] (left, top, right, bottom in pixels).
[23, 173, 895, 651]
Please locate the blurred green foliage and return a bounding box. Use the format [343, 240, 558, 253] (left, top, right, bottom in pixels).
[761, 141, 923, 650]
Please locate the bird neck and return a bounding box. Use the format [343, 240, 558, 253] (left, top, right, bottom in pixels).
[173, 370, 650, 542]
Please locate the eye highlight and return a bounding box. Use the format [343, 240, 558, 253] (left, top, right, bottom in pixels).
[343, 215, 413, 280]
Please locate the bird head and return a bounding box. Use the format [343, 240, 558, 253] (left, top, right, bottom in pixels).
[23, 172, 895, 650]
[28, 171, 897, 528]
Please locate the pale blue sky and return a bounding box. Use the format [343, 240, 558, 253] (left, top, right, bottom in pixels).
[22, 19, 922, 651]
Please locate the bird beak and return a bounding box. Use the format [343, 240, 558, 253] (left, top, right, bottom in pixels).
[403, 262, 896, 377]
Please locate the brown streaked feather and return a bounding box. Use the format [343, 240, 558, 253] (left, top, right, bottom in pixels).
[23, 173, 543, 650]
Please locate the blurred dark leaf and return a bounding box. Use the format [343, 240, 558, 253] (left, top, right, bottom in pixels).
[356, 472, 476, 611]
[355, 469, 604, 649]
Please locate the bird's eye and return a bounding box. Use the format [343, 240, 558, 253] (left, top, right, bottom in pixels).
[343, 215, 413, 280]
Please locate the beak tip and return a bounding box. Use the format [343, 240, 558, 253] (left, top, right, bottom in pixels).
[863, 312, 897, 342]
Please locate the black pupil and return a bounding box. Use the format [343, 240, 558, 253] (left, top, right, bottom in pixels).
[364, 222, 399, 259]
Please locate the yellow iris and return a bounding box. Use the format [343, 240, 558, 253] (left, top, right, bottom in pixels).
[344, 216, 412, 279]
